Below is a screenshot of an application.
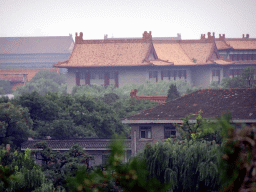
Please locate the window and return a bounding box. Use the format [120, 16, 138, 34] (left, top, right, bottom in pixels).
[90, 72, 97, 79]
[229, 69, 242, 78]
[80, 72, 85, 79]
[140, 127, 152, 139]
[164, 126, 176, 139]
[212, 69, 220, 83]
[99, 72, 104, 79]
[149, 71, 158, 78]
[109, 72, 115, 79]
[162, 70, 186, 81]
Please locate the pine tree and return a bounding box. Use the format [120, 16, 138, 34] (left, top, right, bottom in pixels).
[166, 84, 180, 102]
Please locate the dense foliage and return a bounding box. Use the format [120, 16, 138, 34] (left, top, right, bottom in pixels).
[15, 71, 67, 96]
[68, 136, 170, 192]
[206, 67, 256, 89]
[72, 79, 197, 99]
[0, 102, 33, 147]
[166, 84, 180, 102]
[143, 139, 221, 192]
[11, 92, 129, 139]
[32, 142, 91, 190]
[0, 80, 13, 95]
[0, 147, 55, 191]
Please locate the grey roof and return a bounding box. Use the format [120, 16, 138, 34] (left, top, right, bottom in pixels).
[0, 35, 74, 54]
[123, 89, 256, 124]
[21, 138, 131, 151]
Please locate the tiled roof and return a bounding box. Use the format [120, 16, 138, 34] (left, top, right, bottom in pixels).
[209, 58, 235, 65]
[21, 138, 131, 151]
[215, 40, 233, 50]
[0, 68, 60, 90]
[123, 89, 256, 122]
[180, 42, 214, 64]
[225, 39, 256, 49]
[0, 36, 74, 54]
[0, 68, 60, 81]
[54, 42, 153, 67]
[153, 43, 194, 65]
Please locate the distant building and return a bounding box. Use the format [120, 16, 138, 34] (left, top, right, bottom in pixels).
[0, 35, 74, 90]
[0, 68, 60, 91]
[103, 33, 182, 40]
[123, 88, 256, 155]
[21, 138, 131, 166]
[0, 35, 74, 73]
[54, 31, 256, 93]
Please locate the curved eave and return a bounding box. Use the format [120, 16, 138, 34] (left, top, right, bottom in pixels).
[122, 119, 256, 124]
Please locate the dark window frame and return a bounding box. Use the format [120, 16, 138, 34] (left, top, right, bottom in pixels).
[164, 126, 176, 139]
[140, 126, 152, 139]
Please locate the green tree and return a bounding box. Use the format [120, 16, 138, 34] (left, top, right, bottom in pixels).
[0, 80, 13, 95]
[166, 84, 180, 102]
[31, 70, 66, 85]
[0, 147, 54, 192]
[143, 139, 221, 192]
[15, 71, 67, 96]
[33, 142, 91, 190]
[0, 102, 33, 147]
[221, 67, 256, 88]
[68, 136, 170, 192]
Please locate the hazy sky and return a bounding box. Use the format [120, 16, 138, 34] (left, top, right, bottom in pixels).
[1, 0, 255, 40]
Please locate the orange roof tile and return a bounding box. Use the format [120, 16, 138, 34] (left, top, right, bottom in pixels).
[225, 39, 256, 49]
[0, 36, 74, 54]
[215, 40, 233, 50]
[54, 42, 152, 68]
[0, 68, 60, 90]
[208, 58, 235, 65]
[180, 42, 214, 64]
[153, 43, 194, 65]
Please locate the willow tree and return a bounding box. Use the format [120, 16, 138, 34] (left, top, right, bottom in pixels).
[143, 140, 221, 192]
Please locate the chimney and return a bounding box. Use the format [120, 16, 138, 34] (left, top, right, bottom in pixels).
[201, 34, 206, 40]
[207, 32, 215, 42]
[243, 34, 245, 38]
[104, 34, 108, 40]
[75, 32, 83, 44]
[246, 34, 249, 39]
[219, 34, 225, 41]
[142, 31, 152, 41]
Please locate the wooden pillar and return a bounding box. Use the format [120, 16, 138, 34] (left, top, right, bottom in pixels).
[104, 73, 109, 88]
[85, 72, 90, 85]
[76, 72, 80, 86]
[115, 72, 119, 88]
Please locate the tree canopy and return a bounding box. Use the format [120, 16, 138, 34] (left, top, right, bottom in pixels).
[0, 102, 33, 147]
[14, 71, 67, 96]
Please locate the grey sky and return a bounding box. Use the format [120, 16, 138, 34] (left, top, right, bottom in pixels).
[0, 0, 255, 39]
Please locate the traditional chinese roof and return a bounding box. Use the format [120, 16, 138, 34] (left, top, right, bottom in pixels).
[21, 138, 131, 151]
[0, 35, 74, 54]
[215, 40, 233, 50]
[0, 68, 60, 90]
[123, 89, 256, 124]
[225, 39, 256, 50]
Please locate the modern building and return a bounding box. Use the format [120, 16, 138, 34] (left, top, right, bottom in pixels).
[122, 88, 256, 156]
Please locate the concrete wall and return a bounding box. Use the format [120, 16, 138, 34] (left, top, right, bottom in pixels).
[66, 66, 195, 93]
[67, 68, 76, 93]
[130, 124, 178, 156]
[190, 66, 212, 87]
